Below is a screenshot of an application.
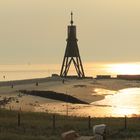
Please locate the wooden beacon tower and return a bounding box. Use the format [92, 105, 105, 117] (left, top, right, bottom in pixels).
[60, 12, 85, 78]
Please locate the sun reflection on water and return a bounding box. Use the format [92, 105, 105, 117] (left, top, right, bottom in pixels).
[92, 88, 140, 117]
[106, 63, 140, 75]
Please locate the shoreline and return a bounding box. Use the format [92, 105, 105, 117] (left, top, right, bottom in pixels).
[0, 76, 62, 87]
[0, 77, 140, 117]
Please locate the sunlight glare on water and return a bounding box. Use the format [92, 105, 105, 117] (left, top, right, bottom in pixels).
[92, 88, 140, 117]
[106, 63, 140, 75]
[0, 62, 140, 81]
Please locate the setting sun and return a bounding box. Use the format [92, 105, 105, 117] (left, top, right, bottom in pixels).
[106, 63, 140, 75]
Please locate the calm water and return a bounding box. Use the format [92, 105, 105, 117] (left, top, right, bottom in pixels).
[1, 63, 140, 81]
[90, 88, 140, 117]
[0, 63, 111, 81]
[0, 64, 58, 81]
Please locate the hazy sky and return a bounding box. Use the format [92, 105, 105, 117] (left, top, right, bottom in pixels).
[0, 0, 140, 64]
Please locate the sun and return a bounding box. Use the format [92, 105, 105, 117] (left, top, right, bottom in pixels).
[106, 63, 140, 75]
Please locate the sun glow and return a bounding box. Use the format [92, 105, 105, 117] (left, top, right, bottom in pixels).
[113, 107, 138, 117]
[106, 63, 140, 75]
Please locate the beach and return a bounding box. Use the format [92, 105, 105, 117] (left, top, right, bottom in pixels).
[0, 77, 140, 117]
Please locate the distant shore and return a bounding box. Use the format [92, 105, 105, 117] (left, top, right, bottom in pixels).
[0, 76, 62, 87]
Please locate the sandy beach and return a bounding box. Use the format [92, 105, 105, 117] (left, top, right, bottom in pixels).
[0, 77, 140, 117]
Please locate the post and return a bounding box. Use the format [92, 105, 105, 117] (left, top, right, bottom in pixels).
[66, 103, 68, 116]
[88, 116, 91, 130]
[66, 90, 69, 117]
[53, 115, 56, 130]
[124, 115, 127, 129]
[9, 106, 12, 111]
[62, 79, 65, 84]
[36, 82, 38, 86]
[18, 112, 21, 127]
[103, 129, 106, 140]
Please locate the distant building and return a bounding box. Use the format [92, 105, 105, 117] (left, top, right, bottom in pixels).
[117, 75, 140, 80]
[51, 74, 60, 77]
[96, 75, 111, 79]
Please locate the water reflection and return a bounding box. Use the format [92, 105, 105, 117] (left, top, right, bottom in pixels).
[92, 88, 140, 117]
[35, 88, 140, 117]
[93, 88, 116, 95]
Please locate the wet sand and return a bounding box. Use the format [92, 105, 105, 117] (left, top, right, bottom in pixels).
[0, 77, 140, 116]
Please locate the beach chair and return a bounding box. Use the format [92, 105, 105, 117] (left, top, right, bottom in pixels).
[61, 124, 107, 140]
[61, 130, 79, 140]
[93, 124, 107, 140]
[61, 130, 95, 140]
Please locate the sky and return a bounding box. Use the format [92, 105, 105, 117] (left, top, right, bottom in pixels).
[0, 0, 140, 65]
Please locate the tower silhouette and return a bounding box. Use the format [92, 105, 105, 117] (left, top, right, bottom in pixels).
[60, 12, 85, 78]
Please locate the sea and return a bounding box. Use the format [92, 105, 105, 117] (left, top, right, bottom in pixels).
[0, 62, 140, 81]
[0, 63, 116, 81]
